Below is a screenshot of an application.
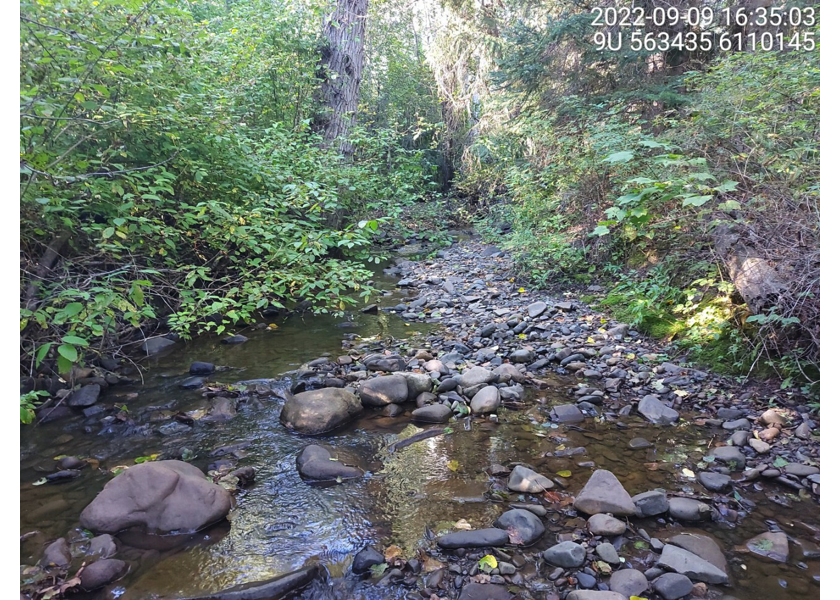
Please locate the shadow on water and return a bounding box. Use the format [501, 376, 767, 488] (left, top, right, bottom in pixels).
[20, 256, 818, 600]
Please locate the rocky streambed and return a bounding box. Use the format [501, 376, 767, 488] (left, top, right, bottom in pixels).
[20, 236, 819, 600]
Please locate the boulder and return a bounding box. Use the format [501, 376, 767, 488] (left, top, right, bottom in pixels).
[510, 349, 534, 363]
[412, 404, 453, 423]
[87, 534, 117, 559]
[669, 498, 711, 522]
[653, 573, 693, 600]
[363, 353, 406, 372]
[494, 509, 545, 546]
[574, 470, 636, 516]
[470, 386, 500, 415]
[710, 446, 746, 469]
[638, 395, 679, 425]
[459, 583, 514, 600]
[507, 465, 554, 493]
[437, 528, 509, 549]
[189, 362, 215, 375]
[698, 472, 731, 492]
[669, 533, 727, 573]
[280, 388, 363, 435]
[352, 546, 385, 574]
[588, 514, 626, 536]
[182, 566, 321, 600]
[632, 490, 669, 517]
[567, 593, 628, 600]
[67, 384, 101, 408]
[79, 460, 232, 534]
[296, 445, 364, 481]
[40, 538, 71, 568]
[745, 531, 789, 562]
[527, 301, 548, 318]
[459, 366, 496, 388]
[399, 372, 433, 399]
[358, 375, 408, 406]
[609, 568, 648, 597]
[657, 544, 729, 584]
[141, 337, 175, 355]
[550, 404, 585, 423]
[493, 363, 524, 384]
[544, 541, 586, 568]
[80, 559, 127, 591]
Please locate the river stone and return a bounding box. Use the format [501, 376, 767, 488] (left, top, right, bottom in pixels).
[363, 353, 406, 372]
[629, 437, 652, 449]
[141, 337, 175, 355]
[507, 465, 554, 493]
[458, 583, 514, 600]
[494, 508, 545, 546]
[58, 456, 87, 470]
[183, 565, 321, 600]
[412, 404, 453, 423]
[352, 546, 385, 573]
[632, 490, 669, 517]
[80, 559, 127, 591]
[189, 361, 215, 375]
[87, 534, 117, 559]
[596, 542, 621, 564]
[698, 472, 731, 492]
[574, 470, 636, 516]
[745, 532, 789, 562]
[759, 409, 787, 426]
[358, 375, 409, 406]
[527, 301, 548, 318]
[80, 460, 231, 534]
[710, 446, 746, 469]
[399, 372, 433, 399]
[67, 384, 101, 408]
[470, 385, 500, 415]
[567, 593, 628, 600]
[206, 397, 236, 421]
[280, 388, 363, 435]
[784, 463, 819, 477]
[437, 528, 509, 549]
[460, 366, 496, 388]
[296, 445, 363, 481]
[638, 395, 679, 425]
[510, 349, 534, 363]
[748, 438, 771, 454]
[544, 541, 586, 568]
[588, 513, 626, 536]
[550, 404, 585, 423]
[729, 431, 750, 446]
[657, 544, 729, 584]
[423, 359, 449, 375]
[669, 498, 711, 521]
[40, 538, 71, 568]
[722, 418, 750, 430]
[653, 573, 693, 600]
[669, 534, 727, 573]
[381, 404, 404, 417]
[609, 568, 648, 596]
[494, 363, 524, 384]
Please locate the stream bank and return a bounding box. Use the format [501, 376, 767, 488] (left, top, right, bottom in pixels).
[20, 234, 819, 600]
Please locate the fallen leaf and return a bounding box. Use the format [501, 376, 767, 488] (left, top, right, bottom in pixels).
[447, 460, 460, 471]
[384, 545, 403, 562]
[454, 519, 472, 530]
[557, 470, 572, 478]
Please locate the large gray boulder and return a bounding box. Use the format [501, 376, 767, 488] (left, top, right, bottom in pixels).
[358, 375, 408, 406]
[574, 470, 636, 516]
[296, 445, 363, 481]
[399, 372, 433, 399]
[79, 460, 231, 534]
[280, 388, 363, 434]
[460, 366, 497, 388]
[470, 386, 500, 415]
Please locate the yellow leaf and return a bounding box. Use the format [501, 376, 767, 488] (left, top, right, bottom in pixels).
[586, 337, 595, 343]
[447, 460, 460, 471]
[518, 287, 526, 293]
[630, 596, 650, 600]
[557, 470, 572, 477]
[384, 545, 402, 562]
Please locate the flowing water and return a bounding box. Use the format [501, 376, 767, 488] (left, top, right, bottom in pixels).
[19, 256, 820, 600]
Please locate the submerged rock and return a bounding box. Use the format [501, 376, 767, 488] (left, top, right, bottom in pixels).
[67, 384, 101, 408]
[184, 565, 322, 600]
[80, 559, 127, 591]
[657, 544, 729, 584]
[280, 388, 363, 435]
[80, 460, 232, 534]
[507, 465, 554, 493]
[745, 531, 789, 563]
[352, 546, 385, 574]
[637, 395, 679, 425]
[458, 583, 513, 600]
[438, 528, 509, 549]
[296, 445, 363, 481]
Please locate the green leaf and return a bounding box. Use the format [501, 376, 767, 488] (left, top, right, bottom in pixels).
[681, 195, 713, 207]
[57, 343, 78, 363]
[35, 342, 52, 368]
[61, 335, 89, 347]
[602, 150, 634, 163]
[557, 470, 572, 477]
[369, 563, 388, 577]
[478, 554, 497, 573]
[102, 227, 115, 239]
[773, 457, 789, 468]
[592, 225, 611, 236]
[715, 180, 739, 192]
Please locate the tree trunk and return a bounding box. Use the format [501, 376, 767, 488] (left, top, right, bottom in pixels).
[316, 0, 369, 156]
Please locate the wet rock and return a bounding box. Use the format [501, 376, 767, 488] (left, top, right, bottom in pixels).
[574, 470, 636, 516]
[181, 376, 206, 390]
[87, 534, 117, 558]
[470, 386, 500, 415]
[669, 498, 711, 522]
[783, 463, 819, 477]
[494, 363, 524, 384]
[206, 397, 237, 421]
[438, 528, 509, 549]
[280, 388, 363, 434]
[363, 353, 406, 372]
[359, 375, 409, 406]
[633, 490, 669, 517]
[609, 568, 648, 597]
[710, 446, 746, 469]
[40, 538, 71, 568]
[653, 573, 693, 600]
[67, 384, 101, 408]
[189, 362, 215, 375]
[458, 583, 513, 600]
[46, 469, 81, 483]
[401, 372, 433, 399]
[544, 541, 586, 568]
[296, 445, 364, 481]
[141, 337, 175, 355]
[657, 544, 728, 584]
[415, 392, 437, 407]
[729, 431, 750, 446]
[745, 531, 789, 562]
[550, 404, 585, 423]
[577, 572, 597, 588]
[459, 366, 497, 388]
[567, 593, 627, 600]
[507, 465, 554, 493]
[588, 514, 626, 536]
[638, 395, 679, 425]
[352, 546, 385, 573]
[412, 404, 453, 423]
[629, 437, 652, 449]
[698, 472, 731, 492]
[527, 301, 548, 318]
[57, 456, 86, 471]
[596, 542, 620, 564]
[381, 404, 404, 417]
[362, 304, 379, 314]
[510, 349, 534, 363]
[80, 460, 232, 534]
[669, 534, 727, 573]
[494, 509, 545, 546]
[221, 334, 248, 345]
[183, 565, 321, 600]
[717, 408, 744, 420]
[80, 559, 127, 591]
